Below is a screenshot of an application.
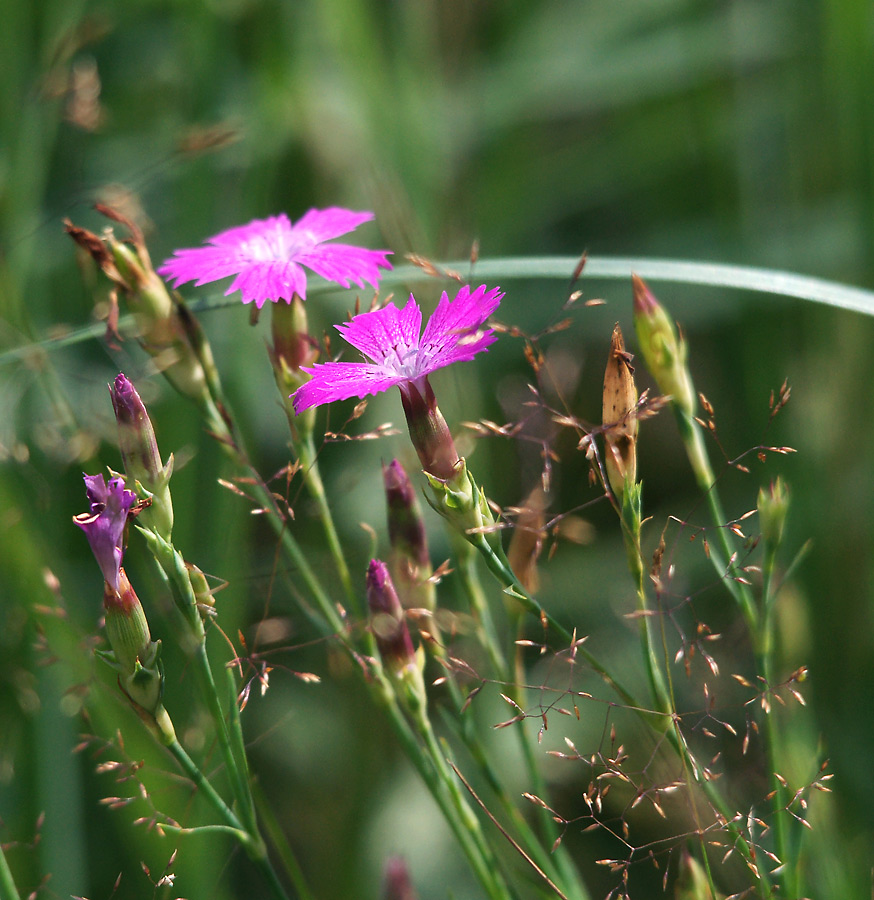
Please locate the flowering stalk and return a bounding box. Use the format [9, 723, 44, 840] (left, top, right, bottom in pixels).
[159, 208, 392, 614]
[600, 324, 669, 714]
[74, 470, 298, 898]
[632, 275, 758, 634]
[632, 277, 799, 895]
[366, 561, 514, 900]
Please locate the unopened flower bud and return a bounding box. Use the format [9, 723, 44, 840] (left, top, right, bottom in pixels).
[383, 857, 418, 900]
[602, 323, 639, 502]
[632, 275, 695, 417]
[110, 373, 174, 538]
[103, 568, 154, 675]
[103, 568, 165, 718]
[271, 295, 320, 375]
[383, 459, 435, 611]
[757, 477, 790, 549]
[399, 379, 460, 481]
[367, 559, 418, 676]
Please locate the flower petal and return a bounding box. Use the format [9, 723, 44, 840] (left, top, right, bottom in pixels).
[74, 473, 136, 591]
[335, 296, 422, 367]
[293, 362, 405, 413]
[416, 284, 503, 374]
[292, 208, 375, 243]
[226, 260, 309, 306]
[295, 243, 393, 292]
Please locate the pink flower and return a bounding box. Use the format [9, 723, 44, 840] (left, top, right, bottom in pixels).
[292, 284, 503, 413]
[158, 208, 392, 309]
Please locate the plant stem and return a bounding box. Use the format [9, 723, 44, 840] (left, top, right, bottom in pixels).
[373, 670, 515, 900]
[408, 700, 516, 900]
[0, 844, 21, 900]
[252, 781, 318, 900]
[758, 544, 796, 898]
[165, 740, 294, 900]
[452, 533, 507, 675]
[164, 739, 250, 845]
[295, 433, 358, 614]
[673, 409, 759, 634]
[189, 642, 260, 837]
[446, 539, 591, 899]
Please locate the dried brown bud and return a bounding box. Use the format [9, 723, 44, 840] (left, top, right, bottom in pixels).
[602, 323, 638, 500]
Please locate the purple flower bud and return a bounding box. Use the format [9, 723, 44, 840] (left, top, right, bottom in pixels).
[73, 473, 136, 592]
[383, 856, 418, 900]
[110, 374, 162, 483]
[109, 373, 174, 537]
[383, 459, 434, 610]
[366, 559, 416, 673]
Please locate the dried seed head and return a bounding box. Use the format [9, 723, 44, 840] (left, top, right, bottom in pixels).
[602, 323, 638, 500]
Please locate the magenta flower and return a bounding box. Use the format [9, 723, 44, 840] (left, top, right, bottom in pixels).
[74, 473, 137, 592]
[158, 208, 393, 309]
[292, 284, 503, 413]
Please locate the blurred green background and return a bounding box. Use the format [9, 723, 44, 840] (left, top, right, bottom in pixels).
[1, 1, 873, 898]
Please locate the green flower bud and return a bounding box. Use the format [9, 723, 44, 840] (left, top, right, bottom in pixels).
[632, 274, 695, 417]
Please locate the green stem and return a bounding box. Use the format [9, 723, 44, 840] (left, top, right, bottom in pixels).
[674, 409, 759, 634]
[472, 535, 641, 709]
[295, 433, 358, 614]
[619, 495, 720, 899]
[164, 739, 251, 846]
[190, 642, 259, 839]
[374, 671, 515, 900]
[445, 543, 590, 899]
[759, 545, 796, 898]
[0, 843, 21, 900]
[165, 740, 294, 900]
[619, 491, 670, 715]
[408, 700, 516, 900]
[452, 533, 507, 675]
